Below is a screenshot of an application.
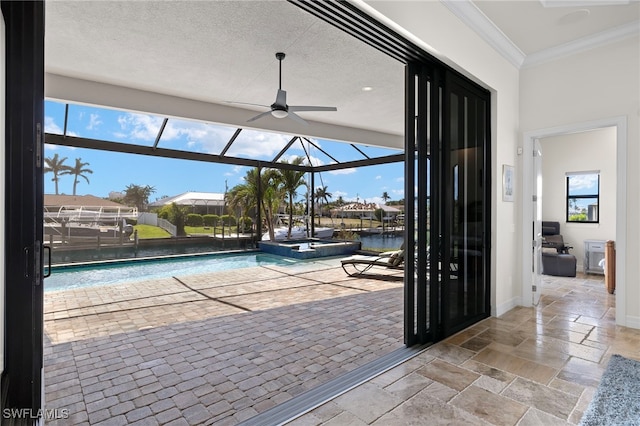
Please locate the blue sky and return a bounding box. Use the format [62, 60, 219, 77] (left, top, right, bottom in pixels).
[44, 100, 405, 204]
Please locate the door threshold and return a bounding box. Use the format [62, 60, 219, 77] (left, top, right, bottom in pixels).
[239, 343, 431, 426]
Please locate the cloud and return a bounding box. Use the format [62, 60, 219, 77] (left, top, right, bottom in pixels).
[45, 116, 62, 134]
[224, 165, 250, 178]
[117, 113, 296, 159]
[117, 114, 165, 141]
[328, 168, 356, 175]
[569, 173, 599, 190]
[87, 113, 102, 130]
[375, 175, 382, 180]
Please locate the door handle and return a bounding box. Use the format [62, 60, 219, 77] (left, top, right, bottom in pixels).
[43, 245, 51, 278]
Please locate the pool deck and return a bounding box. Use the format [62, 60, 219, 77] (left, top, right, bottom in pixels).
[43, 256, 404, 425]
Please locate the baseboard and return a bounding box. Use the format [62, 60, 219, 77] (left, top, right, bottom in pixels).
[494, 296, 521, 317]
[624, 315, 640, 330]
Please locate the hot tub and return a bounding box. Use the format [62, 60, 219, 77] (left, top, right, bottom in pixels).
[258, 239, 361, 259]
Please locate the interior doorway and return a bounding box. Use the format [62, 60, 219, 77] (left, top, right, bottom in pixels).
[522, 117, 627, 325]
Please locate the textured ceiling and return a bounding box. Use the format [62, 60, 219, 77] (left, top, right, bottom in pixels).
[45, 0, 405, 147]
[44, 0, 639, 149]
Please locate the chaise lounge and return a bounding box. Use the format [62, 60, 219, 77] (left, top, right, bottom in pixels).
[341, 248, 405, 277]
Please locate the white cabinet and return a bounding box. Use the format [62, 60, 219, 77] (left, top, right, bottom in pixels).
[584, 239, 606, 274]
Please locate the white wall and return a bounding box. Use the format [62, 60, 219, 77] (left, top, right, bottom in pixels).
[1, 11, 6, 374]
[362, 1, 521, 315]
[521, 36, 639, 327]
[540, 127, 617, 271]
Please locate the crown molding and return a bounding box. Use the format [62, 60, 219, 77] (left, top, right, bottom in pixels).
[442, 0, 639, 70]
[522, 20, 640, 68]
[539, 0, 630, 7]
[441, 0, 526, 69]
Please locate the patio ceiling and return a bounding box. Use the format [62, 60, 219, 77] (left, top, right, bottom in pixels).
[44, 0, 406, 154]
[43, 0, 638, 162]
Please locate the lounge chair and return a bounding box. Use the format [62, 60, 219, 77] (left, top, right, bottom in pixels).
[341, 248, 405, 277]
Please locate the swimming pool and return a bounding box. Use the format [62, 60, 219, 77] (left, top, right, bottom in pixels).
[44, 251, 296, 292]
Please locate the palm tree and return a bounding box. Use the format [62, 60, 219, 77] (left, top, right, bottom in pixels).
[227, 167, 283, 241]
[61, 158, 93, 195]
[226, 171, 262, 235]
[261, 169, 285, 241]
[314, 185, 332, 225]
[381, 191, 390, 204]
[278, 157, 306, 239]
[44, 154, 70, 195]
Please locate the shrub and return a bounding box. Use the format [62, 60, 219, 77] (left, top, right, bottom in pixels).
[203, 214, 219, 227]
[186, 213, 203, 227]
[569, 213, 588, 222]
[156, 205, 172, 220]
[167, 203, 188, 236]
[220, 214, 236, 226]
[239, 216, 253, 231]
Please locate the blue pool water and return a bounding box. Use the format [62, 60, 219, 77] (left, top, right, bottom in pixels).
[44, 252, 296, 292]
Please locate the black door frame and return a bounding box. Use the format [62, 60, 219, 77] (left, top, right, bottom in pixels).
[1, 0, 46, 418]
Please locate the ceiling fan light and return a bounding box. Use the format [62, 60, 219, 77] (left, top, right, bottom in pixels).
[271, 109, 288, 119]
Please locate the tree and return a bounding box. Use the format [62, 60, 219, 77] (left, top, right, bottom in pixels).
[278, 157, 306, 239]
[260, 169, 284, 241]
[381, 191, 390, 204]
[314, 185, 332, 225]
[61, 158, 93, 195]
[123, 184, 156, 212]
[226, 167, 283, 241]
[227, 172, 259, 231]
[167, 202, 188, 236]
[44, 153, 70, 195]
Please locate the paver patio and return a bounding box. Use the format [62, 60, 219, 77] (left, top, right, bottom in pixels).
[43, 257, 405, 425]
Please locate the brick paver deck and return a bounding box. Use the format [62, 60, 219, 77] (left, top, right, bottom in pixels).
[43, 257, 404, 425]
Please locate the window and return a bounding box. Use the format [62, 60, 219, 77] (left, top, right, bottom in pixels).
[566, 171, 600, 223]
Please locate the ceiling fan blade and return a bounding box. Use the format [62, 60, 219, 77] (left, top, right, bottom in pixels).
[246, 110, 274, 123]
[225, 101, 270, 108]
[288, 106, 337, 112]
[274, 89, 287, 107]
[287, 111, 308, 125]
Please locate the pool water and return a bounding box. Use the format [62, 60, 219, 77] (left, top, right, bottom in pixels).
[44, 252, 296, 292]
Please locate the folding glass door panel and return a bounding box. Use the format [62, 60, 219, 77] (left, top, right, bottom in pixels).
[2, 0, 46, 412]
[441, 72, 490, 337]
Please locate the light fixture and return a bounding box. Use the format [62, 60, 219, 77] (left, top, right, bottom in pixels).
[362, 86, 373, 92]
[271, 109, 288, 119]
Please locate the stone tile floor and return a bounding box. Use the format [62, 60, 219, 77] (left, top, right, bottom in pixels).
[43, 257, 640, 426]
[291, 273, 640, 425]
[43, 257, 405, 425]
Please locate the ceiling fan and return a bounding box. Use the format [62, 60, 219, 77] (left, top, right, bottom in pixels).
[240, 52, 337, 125]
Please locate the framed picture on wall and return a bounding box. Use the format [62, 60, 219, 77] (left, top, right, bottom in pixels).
[502, 165, 514, 202]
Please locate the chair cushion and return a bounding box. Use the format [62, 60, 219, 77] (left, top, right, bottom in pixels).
[390, 250, 404, 266]
[542, 221, 561, 236]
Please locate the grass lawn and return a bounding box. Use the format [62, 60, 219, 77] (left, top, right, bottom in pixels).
[134, 224, 171, 239]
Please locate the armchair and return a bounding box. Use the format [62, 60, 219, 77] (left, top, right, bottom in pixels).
[541, 221, 577, 277]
